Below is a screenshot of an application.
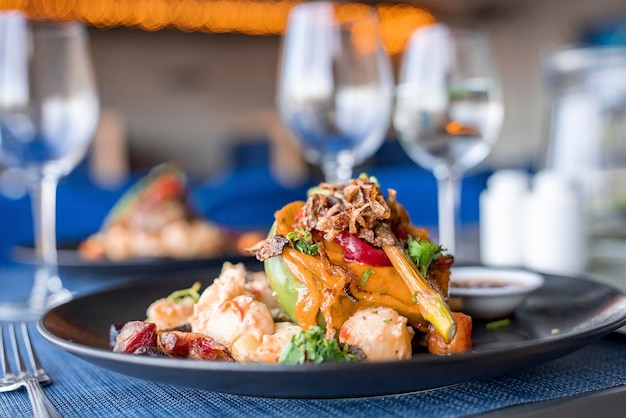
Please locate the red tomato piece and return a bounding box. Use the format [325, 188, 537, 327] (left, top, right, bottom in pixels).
[334, 231, 392, 267]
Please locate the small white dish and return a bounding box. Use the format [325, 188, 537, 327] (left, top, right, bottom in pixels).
[448, 266, 545, 320]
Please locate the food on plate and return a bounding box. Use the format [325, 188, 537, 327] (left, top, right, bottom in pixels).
[113, 320, 234, 361]
[427, 312, 472, 355]
[111, 262, 297, 363]
[339, 307, 414, 361]
[255, 175, 462, 344]
[111, 175, 472, 364]
[145, 282, 201, 330]
[78, 164, 229, 261]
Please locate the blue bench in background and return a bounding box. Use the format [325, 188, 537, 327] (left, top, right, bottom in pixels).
[0, 139, 492, 264]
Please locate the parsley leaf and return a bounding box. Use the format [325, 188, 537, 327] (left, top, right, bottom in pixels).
[407, 237, 443, 277]
[279, 326, 358, 364]
[286, 227, 320, 255]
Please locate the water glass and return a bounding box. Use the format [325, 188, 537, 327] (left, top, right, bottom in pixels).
[544, 46, 626, 258]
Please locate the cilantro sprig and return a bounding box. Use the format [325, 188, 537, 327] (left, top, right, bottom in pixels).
[286, 226, 320, 255]
[166, 282, 202, 303]
[279, 326, 358, 364]
[407, 237, 443, 277]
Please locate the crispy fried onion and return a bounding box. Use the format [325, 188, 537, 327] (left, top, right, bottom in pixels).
[255, 178, 413, 262]
[254, 235, 289, 261]
[299, 178, 410, 247]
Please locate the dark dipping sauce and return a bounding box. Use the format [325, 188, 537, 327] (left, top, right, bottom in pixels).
[451, 280, 524, 289]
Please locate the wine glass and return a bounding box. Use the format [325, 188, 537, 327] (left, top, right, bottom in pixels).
[393, 23, 503, 256]
[0, 13, 100, 320]
[276, 1, 393, 185]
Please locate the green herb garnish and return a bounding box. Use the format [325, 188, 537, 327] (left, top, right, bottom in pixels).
[486, 318, 511, 330]
[407, 237, 443, 277]
[357, 172, 380, 188]
[286, 226, 320, 255]
[167, 282, 202, 303]
[360, 268, 374, 286]
[279, 326, 358, 364]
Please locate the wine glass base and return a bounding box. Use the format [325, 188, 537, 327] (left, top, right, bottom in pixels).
[0, 291, 72, 322]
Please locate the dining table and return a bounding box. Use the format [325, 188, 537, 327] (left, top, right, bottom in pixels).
[1, 249, 626, 417]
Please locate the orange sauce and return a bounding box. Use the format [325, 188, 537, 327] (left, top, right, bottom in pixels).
[274, 201, 431, 332]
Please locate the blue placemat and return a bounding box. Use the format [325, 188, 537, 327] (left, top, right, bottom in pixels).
[0, 327, 625, 418]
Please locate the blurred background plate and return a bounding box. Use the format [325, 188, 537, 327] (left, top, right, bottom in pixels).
[12, 241, 256, 276]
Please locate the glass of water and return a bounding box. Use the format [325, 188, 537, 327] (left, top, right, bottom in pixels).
[0, 13, 100, 320]
[393, 23, 503, 255]
[276, 1, 394, 185]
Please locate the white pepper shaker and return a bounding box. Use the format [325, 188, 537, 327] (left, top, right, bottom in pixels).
[479, 170, 529, 267]
[522, 170, 587, 275]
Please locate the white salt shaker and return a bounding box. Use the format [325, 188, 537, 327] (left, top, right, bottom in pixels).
[522, 171, 587, 275]
[479, 170, 529, 267]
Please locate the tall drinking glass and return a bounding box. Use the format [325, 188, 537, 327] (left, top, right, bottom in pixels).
[0, 13, 100, 320]
[394, 23, 503, 255]
[276, 1, 393, 185]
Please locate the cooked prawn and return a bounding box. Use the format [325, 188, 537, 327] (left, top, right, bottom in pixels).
[339, 307, 414, 361]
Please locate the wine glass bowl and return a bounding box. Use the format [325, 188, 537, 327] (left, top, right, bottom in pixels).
[1, 21, 98, 176]
[393, 23, 503, 255]
[0, 13, 99, 320]
[276, 1, 393, 185]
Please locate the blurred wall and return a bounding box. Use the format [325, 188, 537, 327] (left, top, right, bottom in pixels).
[89, 28, 284, 178]
[86, 0, 626, 178]
[483, 0, 626, 170]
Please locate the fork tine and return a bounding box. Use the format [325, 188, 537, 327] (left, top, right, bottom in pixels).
[0, 324, 61, 418]
[1, 325, 13, 381]
[20, 323, 46, 379]
[8, 323, 28, 379]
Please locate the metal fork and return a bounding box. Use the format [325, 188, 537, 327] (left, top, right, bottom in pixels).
[0, 322, 62, 418]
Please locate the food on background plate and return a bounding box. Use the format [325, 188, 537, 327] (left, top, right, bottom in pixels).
[112, 175, 472, 364]
[79, 164, 230, 261]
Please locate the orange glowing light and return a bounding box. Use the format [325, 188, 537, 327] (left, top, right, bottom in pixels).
[445, 121, 479, 136]
[0, 0, 435, 55]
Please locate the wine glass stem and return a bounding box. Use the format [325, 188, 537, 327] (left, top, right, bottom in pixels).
[436, 173, 461, 255]
[28, 174, 62, 310]
[322, 154, 353, 185]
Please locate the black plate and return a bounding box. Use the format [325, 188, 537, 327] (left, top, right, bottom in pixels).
[38, 266, 626, 398]
[12, 242, 255, 276]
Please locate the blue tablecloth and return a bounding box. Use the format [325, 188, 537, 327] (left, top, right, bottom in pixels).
[1, 264, 626, 417]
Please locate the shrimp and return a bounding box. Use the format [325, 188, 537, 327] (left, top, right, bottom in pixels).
[196, 262, 286, 319]
[339, 307, 414, 361]
[146, 297, 196, 330]
[146, 282, 202, 330]
[189, 263, 285, 357]
[190, 295, 274, 348]
[231, 322, 301, 363]
[194, 263, 247, 311]
[244, 271, 281, 311]
[254, 322, 302, 363]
